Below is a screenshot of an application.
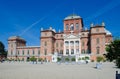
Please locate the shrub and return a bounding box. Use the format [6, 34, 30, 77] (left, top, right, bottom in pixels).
[38, 58, 43, 62]
[96, 56, 104, 62]
[85, 56, 89, 60]
[30, 56, 37, 61]
[65, 57, 69, 62]
[71, 57, 75, 61]
[82, 57, 85, 60]
[57, 57, 61, 62]
[78, 57, 81, 61]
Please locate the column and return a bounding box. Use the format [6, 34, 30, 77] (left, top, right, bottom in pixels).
[69, 41, 71, 55]
[74, 41, 76, 55]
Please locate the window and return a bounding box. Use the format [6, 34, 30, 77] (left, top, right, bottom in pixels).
[71, 49, 74, 54]
[60, 43, 63, 47]
[65, 41, 69, 46]
[96, 28, 99, 32]
[38, 50, 40, 55]
[75, 41, 79, 46]
[81, 49, 85, 54]
[44, 49, 47, 55]
[96, 47, 100, 54]
[56, 43, 58, 47]
[66, 49, 69, 55]
[66, 24, 69, 30]
[82, 41, 84, 47]
[70, 41, 74, 46]
[60, 50, 63, 54]
[45, 33, 47, 36]
[11, 50, 13, 55]
[33, 50, 34, 55]
[61, 35, 62, 37]
[17, 51, 19, 55]
[45, 41, 47, 46]
[27, 50, 29, 55]
[96, 38, 99, 44]
[76, 23, 79, 30]
[76, 49, 79, 53]
[70, 24, 74, 30]
[22, 50, 24, 55]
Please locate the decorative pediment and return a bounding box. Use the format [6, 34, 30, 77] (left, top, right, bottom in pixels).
[64, 34, 80, 39]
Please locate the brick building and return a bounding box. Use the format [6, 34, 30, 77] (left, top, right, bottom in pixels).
[7, 14, 112, 62]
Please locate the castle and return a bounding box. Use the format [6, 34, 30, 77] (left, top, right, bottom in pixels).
[7, 14, 112, 62]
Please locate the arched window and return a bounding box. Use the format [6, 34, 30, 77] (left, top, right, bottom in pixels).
[70, 24, 74, 30]
[75, 41, 79, 46]
[70, 41, 74, 46]
[65, 41, 69, 46]
[96, 47, 100, 54]
[66, 24, 69, 30]
[76, 23, 79, 30]
[38, 50, 40, 55]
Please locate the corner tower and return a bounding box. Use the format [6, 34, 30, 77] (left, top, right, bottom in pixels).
[64, 14, 84, 34]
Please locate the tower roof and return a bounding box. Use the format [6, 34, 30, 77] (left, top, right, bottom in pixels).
[64, 14, 81, 20]
[8, 36, 26, 42]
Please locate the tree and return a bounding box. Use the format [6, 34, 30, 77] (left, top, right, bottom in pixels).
[105, 39, 120, 68]
[0, 41, 7, 58]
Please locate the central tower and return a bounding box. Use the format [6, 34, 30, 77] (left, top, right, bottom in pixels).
[63, 14, 84, 35]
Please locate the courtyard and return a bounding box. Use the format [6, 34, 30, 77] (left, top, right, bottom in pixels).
[0, 62, 119, 79]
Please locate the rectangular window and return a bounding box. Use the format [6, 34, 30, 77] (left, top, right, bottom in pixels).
[44, 49, 47, 55]
[66, 49, 69, 55]
[33, 50, 34, 55]
[96, 38, 99, 44]
[56, 43, 58, 47]
[27, 50, 29, 55]
[45, 41, 47, 46]
[22, 50, 24, 55]
[17, 51, 19, 55]
[71, 49, 74, 54]
[38, 50, 40, 55]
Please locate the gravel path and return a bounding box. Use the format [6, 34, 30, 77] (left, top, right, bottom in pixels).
[0, 62, 119, 79]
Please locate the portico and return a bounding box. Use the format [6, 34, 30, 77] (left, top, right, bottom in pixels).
[63, 33, 81, 56]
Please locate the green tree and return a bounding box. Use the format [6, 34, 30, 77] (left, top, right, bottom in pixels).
[0, 41, 7, 57]
[105, 39, 120, 68]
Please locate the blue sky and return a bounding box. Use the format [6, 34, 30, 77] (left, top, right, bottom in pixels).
[0, 0, 120, 49]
